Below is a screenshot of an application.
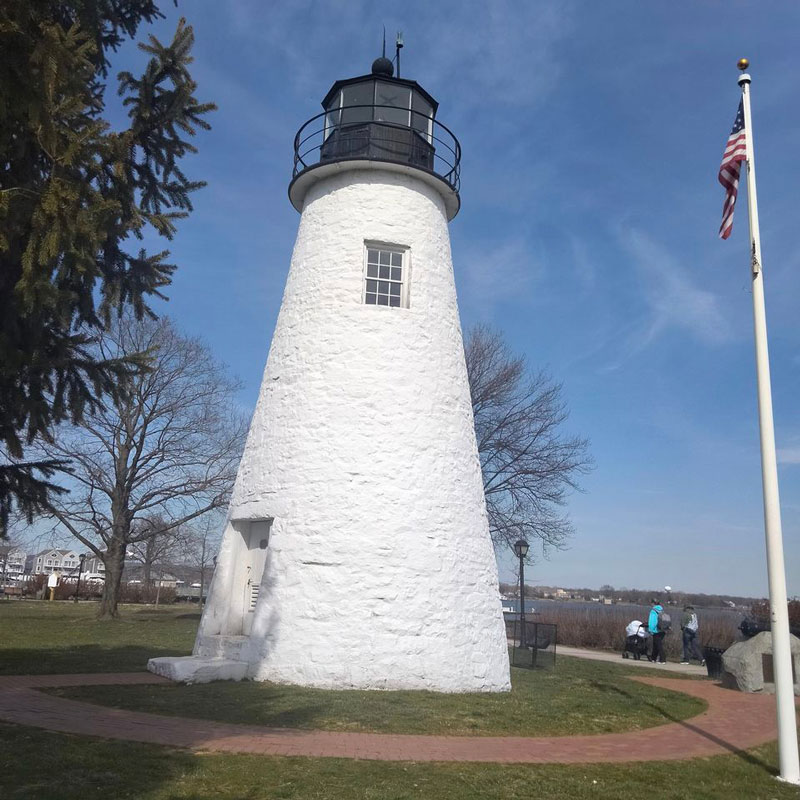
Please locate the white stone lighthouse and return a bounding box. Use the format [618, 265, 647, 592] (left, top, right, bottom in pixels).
[149, 55, 511, 692]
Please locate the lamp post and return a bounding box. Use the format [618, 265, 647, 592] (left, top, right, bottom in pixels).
[513, 539, 529, 648]
[73, 553, 87, 603]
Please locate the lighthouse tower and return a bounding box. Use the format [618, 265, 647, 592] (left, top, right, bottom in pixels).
[149, 55, 511, 692]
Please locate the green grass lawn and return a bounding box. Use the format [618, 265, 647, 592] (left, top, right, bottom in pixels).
[0, 601, 197, 674]
[2, 721, 799, 800]
[5, 600, 703, 736]
[51, 655, 704, 737]
[1, 600, 798, 800]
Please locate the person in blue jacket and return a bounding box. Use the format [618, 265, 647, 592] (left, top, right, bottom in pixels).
[648, 598, 666, 663]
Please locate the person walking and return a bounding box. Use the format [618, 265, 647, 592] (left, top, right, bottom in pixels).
[648, 598, 667, 663]
[680, 604, 705, 665]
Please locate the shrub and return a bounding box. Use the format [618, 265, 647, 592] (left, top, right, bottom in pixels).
[118, 582, 176, 604]
[22, 574, 102, 600]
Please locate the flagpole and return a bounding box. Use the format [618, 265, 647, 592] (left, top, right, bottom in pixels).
[737, 58, 800, 786]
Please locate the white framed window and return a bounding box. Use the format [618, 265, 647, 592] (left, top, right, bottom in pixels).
[363, 244, 409, 308]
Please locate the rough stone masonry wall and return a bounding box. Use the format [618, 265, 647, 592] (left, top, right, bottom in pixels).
[196, 168, 511, 692]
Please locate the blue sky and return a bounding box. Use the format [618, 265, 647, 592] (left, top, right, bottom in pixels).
[99, 1, 800, 597]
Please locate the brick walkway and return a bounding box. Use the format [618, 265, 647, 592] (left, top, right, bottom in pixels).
[0, 672, 786, 763]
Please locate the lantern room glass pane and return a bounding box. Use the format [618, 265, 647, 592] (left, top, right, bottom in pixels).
[411, 92, 433, 139]
[374, 82, 410, 126]
[341, 81, 375, 125]
[324, 92, 341, 138]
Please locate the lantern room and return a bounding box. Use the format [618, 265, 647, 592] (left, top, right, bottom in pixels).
[289, 56, 461, 220]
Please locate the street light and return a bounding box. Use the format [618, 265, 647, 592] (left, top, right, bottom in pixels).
[513, 539, 529, 648]
[73, 553, 87, 603]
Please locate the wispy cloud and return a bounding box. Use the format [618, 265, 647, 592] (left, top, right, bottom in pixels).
[415, 0, 573, 108]
[223, 0, 574, 109]
[456, 236, 540, 313]
[778, 445, 800, 465]
[569, 236, 597, 291]
[614, 228, 734, 359]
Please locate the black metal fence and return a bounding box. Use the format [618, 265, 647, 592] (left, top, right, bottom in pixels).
[292, 105, 461, 193]
[506, 618, 557, 670]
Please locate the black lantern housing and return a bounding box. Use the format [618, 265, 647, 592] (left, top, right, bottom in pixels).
[290, 58, 461, 219]
[319, 69, 438, 172]
[513, 539, 529, 559]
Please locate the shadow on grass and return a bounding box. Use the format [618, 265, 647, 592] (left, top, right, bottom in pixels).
[588, 679, 777, 777]
[47, 681, 330, 732]
[0, 645, 190, 676]
[0, 720, 201, 800]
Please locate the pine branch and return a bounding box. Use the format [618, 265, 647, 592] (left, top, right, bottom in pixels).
[0, 459, 71, 537]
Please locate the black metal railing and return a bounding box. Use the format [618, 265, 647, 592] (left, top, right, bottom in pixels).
[506, 618, 558, 670]
[292, 104, 461, 193]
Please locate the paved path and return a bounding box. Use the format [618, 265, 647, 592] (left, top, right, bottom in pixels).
[0, 671, 787, 763]
[557, 645, 708, 676]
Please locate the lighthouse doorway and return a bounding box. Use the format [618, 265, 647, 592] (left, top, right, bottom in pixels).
[238, 519, 272, 636]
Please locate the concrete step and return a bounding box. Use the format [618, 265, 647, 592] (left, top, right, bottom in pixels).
[194, 635, 249, 660]
[147, 656, 248, 684]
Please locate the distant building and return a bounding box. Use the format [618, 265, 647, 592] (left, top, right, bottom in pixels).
[0, 546, 27, 581]
[82, 553, 106, 582]
[32, 548, 81, 576]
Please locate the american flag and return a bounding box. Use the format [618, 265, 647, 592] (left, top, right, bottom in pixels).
[718, 100, 747, 240]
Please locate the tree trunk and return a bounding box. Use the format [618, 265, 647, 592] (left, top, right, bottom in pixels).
[98, 545, 125, 619]
[198, 537, 206, 608]
[154, 567, 162, 607]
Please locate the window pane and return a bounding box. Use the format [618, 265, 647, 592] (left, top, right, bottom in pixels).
[325, 92, 341, 135]
[364, 246, 406, 309]
[341, 81, 375, 125]
[411, 92, 433, 136]
[374, 82, 411, 126]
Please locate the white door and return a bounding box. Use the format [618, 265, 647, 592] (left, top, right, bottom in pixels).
[242, 519, 271, 635]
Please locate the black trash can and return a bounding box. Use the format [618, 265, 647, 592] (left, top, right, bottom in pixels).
[703, 646, 726, 679]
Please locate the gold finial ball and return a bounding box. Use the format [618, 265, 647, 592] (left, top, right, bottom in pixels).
[737, 58, 750, 71]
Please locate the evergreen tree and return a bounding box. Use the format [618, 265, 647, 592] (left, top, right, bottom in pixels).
[0, 2, 215, 535]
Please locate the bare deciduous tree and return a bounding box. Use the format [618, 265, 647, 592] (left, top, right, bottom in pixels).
[465, 324, 592, 560]
[179, 517, 222, 608]
[43, 315, 247, 618]
[126, 514, 186, 591]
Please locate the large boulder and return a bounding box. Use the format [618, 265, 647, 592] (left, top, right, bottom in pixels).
[721, 631, 800, 695]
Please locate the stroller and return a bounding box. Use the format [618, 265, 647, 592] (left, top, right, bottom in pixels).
[622, 619, 650, 660]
